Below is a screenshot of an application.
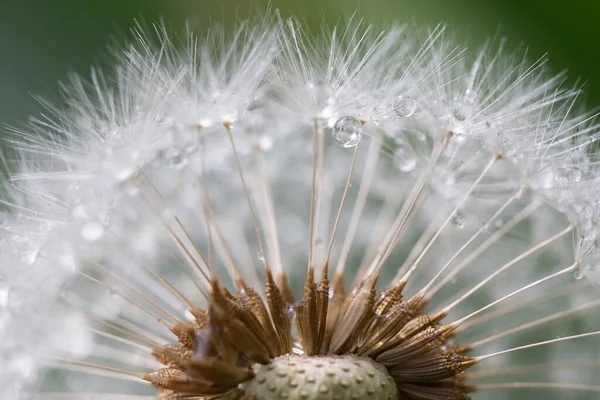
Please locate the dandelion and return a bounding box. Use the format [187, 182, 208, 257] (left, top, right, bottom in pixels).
[3, 13, 600, 400]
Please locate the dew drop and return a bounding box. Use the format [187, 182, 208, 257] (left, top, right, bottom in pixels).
[163, 148, 188, 170]
[81, 221, 105, 242]
[393, 96, 417, 117]
[408, 262, 417, 272]
[572, 268, 584, 280]
[565, 167, 582, 182]
[257, 252, 265, 262]
[452, 102, 472, 121]
[332, 116, 362, 148]
[394, 148, 418, 172]
[169, 123, 199, 154]
[284, 303, 296, 319]
[451, 211, 466, 228]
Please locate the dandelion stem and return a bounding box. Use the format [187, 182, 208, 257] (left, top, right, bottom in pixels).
[469, 297, 600, 348]
[77, 271, 173, 328]
[90, 317, 162, 348]
[324, 145, 359, 276]
[457, 280, 587, 332]
[335, 136, 381, 280]
[254, 144, 285, 279]
[308, 118, 320, 272]
[467, 362, 600, 379]
[223, 121, 271, 274]
[429, 201, 540, 301]
[452, 263, 577, 326]
[419, 187, 522, 296]
[46, 357, 147, 382]
[441, 223, 572, 314]
[199, 132, 215, 272]
[409, 154, 499, 274]
[87, 260, 181, 323]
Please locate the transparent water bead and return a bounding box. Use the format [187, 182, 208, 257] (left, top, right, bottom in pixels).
[572, 268, 584, 280]
[451, 211, 466, 228]
[394, 147, 418, 172]
[169, 123, 199, 154]
[565, 166, 582, 182]
[162, 147, 189, 170]
[452, 100, 474, 122]
[332, 116, 363, 148]
[393, 95, 417, 117]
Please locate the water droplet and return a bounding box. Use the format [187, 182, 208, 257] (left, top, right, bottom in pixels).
[394, 147, 418, 172]
[452, 102, 472, 121]
[572, 268, 584, 280]
[169, 124, 199, 154]
[332, 116, 363, 148]
[257, 252, 265, 261]
[408, 262, 417, 272]
[565, 167, 582, 182]
[163, 148, 188, 170]
[284, 303, 296, 319]
[109, 290, 117, 296]
[81, 221, 105, 242]
[393, 96, 417, 117]
[451, 211, 466, 228]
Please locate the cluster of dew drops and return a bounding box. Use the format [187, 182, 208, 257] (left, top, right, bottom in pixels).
[331, 95, 467, 230]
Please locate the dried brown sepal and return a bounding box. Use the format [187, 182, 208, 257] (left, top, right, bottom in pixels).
[184, 357, 254, 385]
[328, 283, 376, 354]
[153, 345, 193, 368]
[296, 266, 319, 355]
[320, 273, 346, 352]
[315, 270, 329, 353]
[376, 325, 455, 365]
[170, 322, 200, 351]
[188, 307, 209, 329]
[210, 284, 271, 364]
[146, 258, 482, 399]
[144, 368, 198, 392]
[357, 300, 416, 356]
[389, 349, 476, 382]
[264, 268, 293, 352]
[277, 271, 295, 305]
[237, 283, 282, 356]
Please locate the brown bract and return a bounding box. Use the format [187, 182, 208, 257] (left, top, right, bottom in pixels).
[143, 266, 477, 400]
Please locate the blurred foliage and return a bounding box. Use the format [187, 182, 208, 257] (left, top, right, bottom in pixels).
[1, 0, 600, 125]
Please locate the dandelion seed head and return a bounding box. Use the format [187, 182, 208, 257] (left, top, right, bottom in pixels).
[3, 12, 600, 400]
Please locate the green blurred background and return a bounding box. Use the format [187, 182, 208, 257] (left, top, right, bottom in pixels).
[2, 0, 600, 126]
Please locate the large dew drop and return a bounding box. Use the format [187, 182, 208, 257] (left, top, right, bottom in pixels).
[332, 116, 363, 148]
[394, 96, 417, 117]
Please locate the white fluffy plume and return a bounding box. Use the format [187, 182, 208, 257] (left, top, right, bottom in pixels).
[2, 14, 600, 400]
